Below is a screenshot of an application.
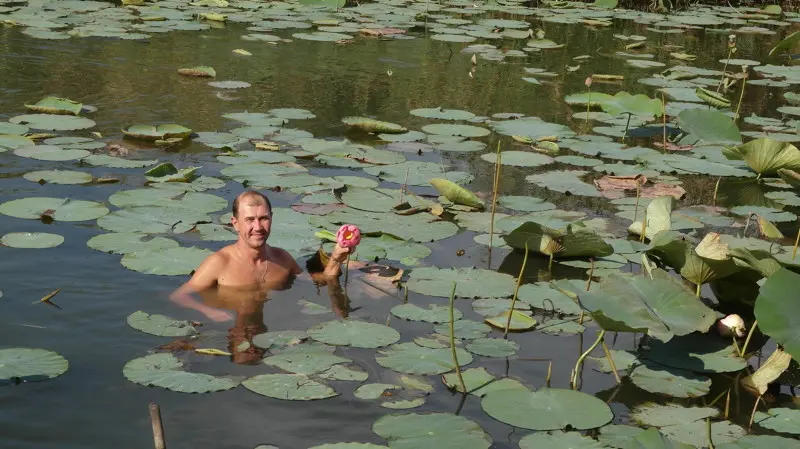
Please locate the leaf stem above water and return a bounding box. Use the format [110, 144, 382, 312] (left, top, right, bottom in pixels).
[448, 281, 466, 395]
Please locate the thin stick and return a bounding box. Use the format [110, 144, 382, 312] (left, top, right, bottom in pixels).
[546, 361, 552, 388]
[724, 388, 731, 419]
[717, 47, 733, 93]
[696, 282, 702, 298]
[504, 241, 529, 339]
[399, 166, 409, 205]
[748, 395, 763, 430]
[571, 330, 606, 390]
[150, 403, 166, 449]
[661, 92, 667, 151]
[601, 338, 621, 384]
[712, 177, 721, 207]
[585, 258, 595, 291]
[585, 87, 592, 126]
[488, 141, 502, 256]
[640, 209, 648, 243]
[707, 418, 715, 449]
[344, 255, 350, 285]
[734, 67, 747, 122]
[633, 183, 641, 223]
[740, 319, 758, 358]
[448, 281, 466, 394]
[792, 226, 800, 261]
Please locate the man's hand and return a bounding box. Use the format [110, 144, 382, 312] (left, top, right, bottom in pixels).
[204, 308, 234, 322]
[330, 243, 351, 263]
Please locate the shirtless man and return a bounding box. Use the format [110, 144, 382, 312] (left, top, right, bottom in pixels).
[169, 189, 350, 322]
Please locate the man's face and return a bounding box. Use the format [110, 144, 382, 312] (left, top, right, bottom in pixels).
[231, 202, 272, 249]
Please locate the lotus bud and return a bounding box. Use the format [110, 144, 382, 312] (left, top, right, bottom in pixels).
[387, 70, 393, 77]
[336, 224, 361, 249]
[585, 76, 593, 88]
[470, 54, 477, 65]
[716, 314, 746, 338]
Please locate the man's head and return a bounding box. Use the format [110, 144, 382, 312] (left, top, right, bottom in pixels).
[231, 190, 273, 249]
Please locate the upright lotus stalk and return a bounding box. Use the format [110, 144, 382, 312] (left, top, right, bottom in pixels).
[735, 65, 748, 122]
[488, 141, 502, 264]
[571, 330, 606, 390]
[584, 76, 593, 126]
[448, 281, 466, 394]
[504, 241, 529, 339]
[661, 92, 667, 151]
[713, 177, 722, 207]
[792, 224, 799, 261]
[717, 34, 737, 93]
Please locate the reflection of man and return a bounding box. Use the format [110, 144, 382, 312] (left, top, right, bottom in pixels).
[169, 190, 351, 322]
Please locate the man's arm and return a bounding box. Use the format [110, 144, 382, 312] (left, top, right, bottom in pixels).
[169, 253, 233, 322]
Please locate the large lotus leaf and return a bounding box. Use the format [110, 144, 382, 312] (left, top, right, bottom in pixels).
[339, 188, 398, 212]
[433, 320, 491, 340]
[498, 196, 555, 212]
[97, 207, 211, 234]
[489, 116, 576, 140]
[626, 429, 696, 449]
[14, 145, 90, 161]
[375, 342, 473, 375]
[629, 364, 711, 398]
[23, 169, 92, 185]
[631, 403, 719, 428]
[9, 114, 96, 130]
[465, 337, 519, 358]
[122, 124, 191, 140]
[526, 170, 602, 197]
[755, 268, 800, 360]
[24, 96, 82, 115]
[391, 304, 461, 323]
[121, 246, 212, 276]
[126, 310, 198, 337]
[717, 435, 800, 449]
[81, 154, 159, 168]
[480, 150, 554, 167]
[647, 231, 740, 285]
[601, 92, 663, 118]
[109, 189, 220, 212]
[0, 121, 30, 135]
[429, 178, 484, 208]
[472, 298, 531, 317]
[723, 137, 800, 176]
[372, 413, 491, 449]
[87, 233, 178, 255]
[504, 221, 614, 258]
[677, 109, 742, 145]
[0, 197, 108, 221]
[307, 320, 400, 348]
[661, 420, 745, 447]
[730, 205, 796, 222]
[263, 346, 348, 375]
[269, 108, 315, 120]
[576, 272, 716, 341]
[481, 388, 613, 430]
[0, 348, 68, 384]
[628, 196, 673, 239]
[640, 334, 747, 373]
[777, 168, 800, 187]
[752, 409, 800, 434]
[243, 373, 337, 400]
[422, 123, 489, 137]
[410, 107, 475, 121]
[406, 267, 516, 298]
[310, 207, 458, 243]
[123, 353, 239, 393]
[317, 364, 368, 382]
[518, 282, 583, 315]
[519, 431, 606, 449]
[144, 162, 200, 183]
[0, 134, 35, 150]
[364, 161, 472, 187]
[343, 234, 431, 263]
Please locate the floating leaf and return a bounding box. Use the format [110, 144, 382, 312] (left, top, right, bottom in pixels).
[480, 150, 554, 167]
[696, 87, 731, 108]
[208, 80, 251, 89]
[641, 334, 747, 373]
[391, 304, 461, 323]
[519, 431, 606, 449]
[755, 268, 800, 360]
[526, 170, 602, 197]
[177, 66, 216, 77]
[307, 320, 400, 349]
[406, 267, 516, 298]
[481, 388, 613, 430]
[484, 311, 537, 331]
[465, 338, 519, 358]
[375, 342, 473, 375]
[629, 364, 711, 398]
[123, 353, 238, 393]
[122, 124, 191, 141]
[87, 233, 178, 255]
[411, 107, 475, 121]
[752, 408, 800, 435]
[0, 197, 108, 222]
[429, 178, 484, 209]
[631, 403, 719, 428]
[121, 246, 213, 276]
[677, 109, 742, 145]
[1, 232, 64, 249]
[243, 373, 337, 400]
[0, 348, 68, 384]
[504, 221, 614, 258]
[422, 123, 489, 137]
[24, 96, 82, 115]
[14, 145, 90, 161]
[442, 367, 526, 396]
[23, 169, 92, 185]
[342, 117, 406, 134]
[372, 413, 491, 449]
[126, 311, 198, 337]
[354, 383, 401, 399]
[434, 320, 491, 340]
[144, 162, 200, 183]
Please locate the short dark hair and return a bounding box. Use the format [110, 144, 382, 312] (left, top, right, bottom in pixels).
[232, 190, 272, 218]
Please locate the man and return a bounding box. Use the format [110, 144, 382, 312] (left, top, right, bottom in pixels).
[169, 189, 351, 322]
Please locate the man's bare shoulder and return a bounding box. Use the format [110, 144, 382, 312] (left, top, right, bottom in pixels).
[268, 246, 302, 272]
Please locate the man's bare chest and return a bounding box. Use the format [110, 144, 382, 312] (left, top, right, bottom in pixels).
[218, 259, 291, 286]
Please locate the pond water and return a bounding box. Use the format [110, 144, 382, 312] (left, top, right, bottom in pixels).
[2, 1, 800, 449]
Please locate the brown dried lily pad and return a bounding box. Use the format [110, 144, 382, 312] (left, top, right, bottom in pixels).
[360, 28, 406, 36]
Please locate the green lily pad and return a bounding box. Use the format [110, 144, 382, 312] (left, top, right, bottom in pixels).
[480, 150, 554, 167]
[422, 123, 489, 137]
[123, 353, 239, 393]
[472, 298, 531, 317]
[498, 196, 555, 212]
[293, 31, 353, 42]
[752, 408, 800, 434]
[339, 188, 398, 212]
[342, 116, 406, 134]
[442, 367, 526, 396]
[243, 373, 337, 400]
[730, 205, 796, 222]
[406, 267, 516, 298]
[519, 431, 605, 449]
[381, 398, 426, 409]
[631, 403, 719, 427]
[263, 344, 347, 375]
[0, 197, 108, 222]
[364, 161, 472, 187]
[0, 232, 64, 249]
[252, 330, 308, 350]
[489, 116, 575, 140]
[640, 334, 747, 373]
[122, 124, 191, 140]
[0, 348, 69, 384]
[126, 311, 198, 337]
[308, 444, 387, 449]
[465, 337, 519, 357]
[269, 108, 315, 120]
[82, 154, 159, 168]
[87, 233, 178, 255]
[517, 282, 582, 315]
[317, 364, 369, 382]
[661, 420, 746, 447]
[14, 145, 90, 161]
[723, 137, 800, 176]
[526, 170, 602, 197]
[430, 178, 484, 208]
[432, 33, 477, 43]
[434, 320, 491, 340]
[434, 140, 486, 152]
[145, 163, 200, 182]
[121, 246, 213, 276]
[97, 206, 211, 234]
[23, 169, 92, 185]
[354, 383, 401, 399]
[504, 221, 614, 258]
[629, 364, 711, 398]
[481, 388, 614, 430]
[411, 107, 475, 121]
[24, 96, 83, 115]
[208, 80, 251, 89]
[177, 66, 216, 77]
[677, 109, 742, 145]
[391, 304, 461, 323]
[9, 114, 96, 130]
[717, 435, 800, 449]
[375, 342, 473, 375]
[307, 320, 400, 348]
[755, 268, 800, 361]
[538, 319, 586, 335]
[372, 413, 491, 449]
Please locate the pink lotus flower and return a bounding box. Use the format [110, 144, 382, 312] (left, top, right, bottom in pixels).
[336, 224, 361, 249]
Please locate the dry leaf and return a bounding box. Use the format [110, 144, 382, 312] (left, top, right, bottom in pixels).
[195, 348, 232, 356]
[741, 347, 792, 396]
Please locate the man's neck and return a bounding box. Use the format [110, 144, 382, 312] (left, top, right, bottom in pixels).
[236, 241, 268, 262]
